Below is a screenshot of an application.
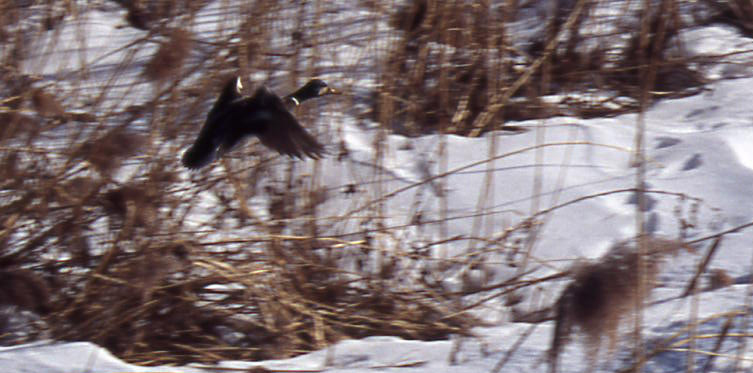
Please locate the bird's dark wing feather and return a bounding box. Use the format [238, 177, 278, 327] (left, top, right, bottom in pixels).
[182, 101, 244, 169]
[252, 91, 325, 159]
[182, 77, 243, 169]
[181, 117, 222, 169]
[208, 77, 242, 124]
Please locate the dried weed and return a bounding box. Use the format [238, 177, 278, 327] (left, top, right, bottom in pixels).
[548, 237, 693, 373]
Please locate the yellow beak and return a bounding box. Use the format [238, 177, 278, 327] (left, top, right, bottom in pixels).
[319, 86, 341, 96]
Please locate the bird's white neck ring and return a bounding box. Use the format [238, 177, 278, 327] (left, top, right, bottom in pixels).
[290, 97, 300, 106]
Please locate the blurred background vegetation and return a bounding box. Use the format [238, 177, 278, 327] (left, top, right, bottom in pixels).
[0, 0, 750, 367]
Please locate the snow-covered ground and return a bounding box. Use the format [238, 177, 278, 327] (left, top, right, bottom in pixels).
[2, 1, 753, 372]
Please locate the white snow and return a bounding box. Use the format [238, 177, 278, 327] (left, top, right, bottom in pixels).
[2, 1, 753, 372]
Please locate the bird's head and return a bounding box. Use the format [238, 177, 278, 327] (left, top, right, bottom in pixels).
[304, 79, 340, 97]
[288, 79, 340, 106]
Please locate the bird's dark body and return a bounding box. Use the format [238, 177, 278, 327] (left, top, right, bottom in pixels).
[182, 77, 333, 169]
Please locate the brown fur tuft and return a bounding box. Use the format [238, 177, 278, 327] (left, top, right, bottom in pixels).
[549, 237, 690, 372]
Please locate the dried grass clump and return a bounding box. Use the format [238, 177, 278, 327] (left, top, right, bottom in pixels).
[548, 237, 693, 373]
[31, 88, 66, 119]
[703, 0, 753, 36]
[615, 1, 706, 97]
[0, 112, 38, 143]
[0, 268, 51, 315]
[37, 235, 482, 365]
[706, 268, 734, 291]
[382, 1, 512, 136]
[76, 127, 144, 175]
[0, 268, 52, 344]
[0, 71, 42, 141]
[0, 1, 25, 42]
[119, 0, 207, 31]
[101, 184, 159, 228]
[144, 28, 193, 82]
[382, 0, 710, 136]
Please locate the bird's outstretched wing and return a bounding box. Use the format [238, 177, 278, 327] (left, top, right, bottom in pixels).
[181, 125, 219, 169]
[208, 76, 243, 123]
[253, 93, 325, 159]
[182, 77, 243, 169]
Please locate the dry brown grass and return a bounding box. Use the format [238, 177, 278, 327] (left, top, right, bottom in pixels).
[702, 0, 753, 36]
[143, 28, 194, 82]
[77, 127, 145, 176]
[0, 268, 51, 315]
[0, 0, 748, 368]
[379, 0, 713, 137]
[548, 237, 693, 373]
[707, 268, 734, 291]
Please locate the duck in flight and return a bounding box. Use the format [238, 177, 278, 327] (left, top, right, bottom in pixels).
[182, 77, 339, 169]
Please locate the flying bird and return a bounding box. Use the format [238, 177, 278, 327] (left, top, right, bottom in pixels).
[182, 77, 339, 169]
